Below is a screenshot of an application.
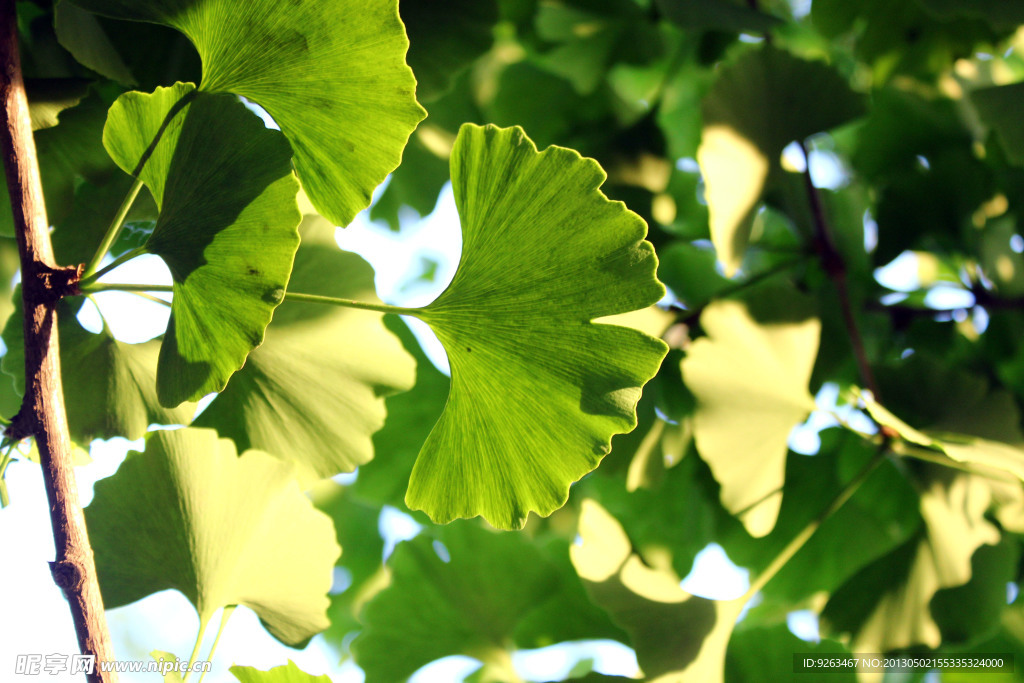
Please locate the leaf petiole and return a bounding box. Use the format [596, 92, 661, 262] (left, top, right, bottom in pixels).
[81, 176, 145, 280]
[196, 606, 234, 683]
[79, 283, 173, 294]
[181, 616, 211, 683]
[78, 283, 420, 316]
[282, 291, 418, 315]
[741, 450, 886, 602]
[79, 246, 148, 287]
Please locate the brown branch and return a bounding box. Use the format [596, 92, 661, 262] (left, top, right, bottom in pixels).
[799, 141, 881, 401]
[0, 3, 118, 681]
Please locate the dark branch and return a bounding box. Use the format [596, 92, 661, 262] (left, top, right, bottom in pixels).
[799, 140, 881, 401]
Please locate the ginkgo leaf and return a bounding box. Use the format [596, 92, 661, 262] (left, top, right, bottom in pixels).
[726, 627, 856, 682]
[85, 428, 339, 646]
[351, 521, 561, 683]
[1, 297, 194, 444]
[698, 47, 865, 275]
[862, 392, 1024, 485]
[194, 215, 414, 484]
[311, 483, 388, 652]
[681, 288, 820, 537]
[102, 82, 301, 406]
[405, 123, 668, 529]
[351, 315, 449, 510]
[231, 661, 332, 683]
[401, 0, 499, 102]
[571, 499, 747, 683]
[823, 467, 1001, 652]
[972, 83, 1024, 166]
[151, 652, 184, 683]
[54, 1, 136, 86]
[26, 78, 92, 131]
[654, 0, 781, 32]
[68, 0, 425, 227]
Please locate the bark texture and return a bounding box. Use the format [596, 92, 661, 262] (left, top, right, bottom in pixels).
[0, 2, 118, 679]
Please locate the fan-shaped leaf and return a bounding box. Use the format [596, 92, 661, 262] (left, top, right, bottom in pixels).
[823, 468, 1000, 652]
[698, 47, 865, 274]
[102, 82, 301, 406]
[1, 297, 195, 444]
[85, 428, 339, 646]
[231, 661, 332, 683]
[405, 123, 668, 529]
[68, 0, 425, 226]
[351, 521, 561, 683]
[682, 289, 820, 537]
[572, 499, 747, 683]
[194, 215, 414, 483]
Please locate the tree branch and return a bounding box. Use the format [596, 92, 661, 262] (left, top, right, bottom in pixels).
[0, 3, 118, 680]
[799, 141, 881, 400]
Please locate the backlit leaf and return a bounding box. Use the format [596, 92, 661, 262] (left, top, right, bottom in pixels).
[823, 467, 1001, 652]
[102, 82, 301, 406]
[572, 499, 747, 683]
[1, 297, 195, 444]
[86, 428, 339, 646]
[194, 215, 415, 484]
[230, 661, 332, 683]
[351, 521, 561, 682]
[68, 0, 425, 226]
[698, 47, 865, 275]
[973, 83, 1024, 167]
[681, 286, 820, 537]
[351, 316, 449, 510]
[406, 123, 668, 529]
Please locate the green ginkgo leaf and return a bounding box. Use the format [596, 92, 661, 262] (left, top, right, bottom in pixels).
[972, 83, 1024, 166]
[68, 0, 425, 227]
[85, 428, 339, 646]
[1, 297, 195, 444]
[823, 467, 1001, 652]
[571, 499, 747, 683]
[351, 315, 450, 510]
[102, 82, 301, 406]
[681, 288, 820, 537]
[405, 123, 668, 530]
[151, 651, 184, 683]
[351, 521, 561, 683]
[698, 47, 865, 275]
[54, 1, 136, 86]
[231, 661, 332, 683]
[194, 215, 415, 484]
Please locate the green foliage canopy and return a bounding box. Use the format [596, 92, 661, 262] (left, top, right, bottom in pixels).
[4, 0, 1024, 680]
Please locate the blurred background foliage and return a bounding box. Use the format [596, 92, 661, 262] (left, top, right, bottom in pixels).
[8, 0, 1024, 680]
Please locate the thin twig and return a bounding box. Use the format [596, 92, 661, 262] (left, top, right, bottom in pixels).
[0, 3, 118, 679]
[799, 140, 881, 400]
[742, 450, 886, 601]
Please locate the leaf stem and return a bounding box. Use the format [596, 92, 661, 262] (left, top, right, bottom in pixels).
[741, 450, 886, 602]
[80, 246, 147, 287]
[677, 256, 804, 325]
[182, 617, 211, 683]
[0, 443, 14, 507]
[283, 291, 419, 315]
[81, 177, 144, 280]
[79, 283, 173, 294]
[197, 606, 234, 683]
[76, 284, 419, 317]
